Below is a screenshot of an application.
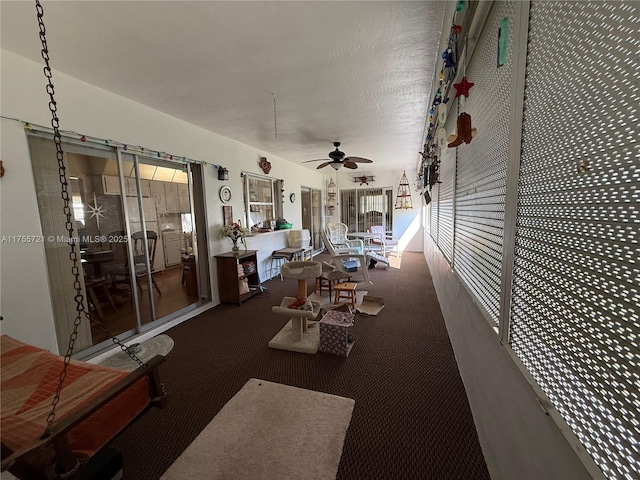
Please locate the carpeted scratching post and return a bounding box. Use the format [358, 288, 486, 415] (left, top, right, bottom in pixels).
[269, 261, 322, 353]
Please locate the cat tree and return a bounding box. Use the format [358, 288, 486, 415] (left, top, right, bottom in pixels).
[269, 261, 322, 354]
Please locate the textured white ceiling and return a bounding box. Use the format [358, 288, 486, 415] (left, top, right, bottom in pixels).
[1, 1, 446, 172]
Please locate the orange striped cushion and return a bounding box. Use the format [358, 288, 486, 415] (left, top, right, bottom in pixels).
[1, 335, 149, 459]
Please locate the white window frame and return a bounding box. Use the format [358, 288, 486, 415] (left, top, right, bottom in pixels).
[242, 172, 282, 228]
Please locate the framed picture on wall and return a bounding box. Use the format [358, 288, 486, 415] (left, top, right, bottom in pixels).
[223, 206, 233, 225]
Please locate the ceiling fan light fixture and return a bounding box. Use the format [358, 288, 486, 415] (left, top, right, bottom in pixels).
[306, 142, 373, 170]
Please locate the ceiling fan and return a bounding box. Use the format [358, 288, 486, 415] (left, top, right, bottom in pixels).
[302, 142, 373, 170]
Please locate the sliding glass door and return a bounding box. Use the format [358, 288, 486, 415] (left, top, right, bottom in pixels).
[340, 188, 394, 233]
[28, 134, 209, 356]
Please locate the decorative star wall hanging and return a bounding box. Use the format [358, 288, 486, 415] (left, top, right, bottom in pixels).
[453, 76, 474, 98]
[88, 193, 105, 230]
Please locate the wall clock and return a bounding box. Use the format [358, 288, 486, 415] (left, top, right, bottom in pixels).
[219, 185, 232, 203]
[289, 193, 296, 203]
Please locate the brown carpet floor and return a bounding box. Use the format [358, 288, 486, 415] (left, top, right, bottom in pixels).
[111, 252, 490, 479]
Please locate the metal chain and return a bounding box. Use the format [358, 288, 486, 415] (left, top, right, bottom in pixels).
[35, 0, 145, 439]
[88, 313, 145, 368]
[36, 0, 85, 438]
[272, 93, 278, 140]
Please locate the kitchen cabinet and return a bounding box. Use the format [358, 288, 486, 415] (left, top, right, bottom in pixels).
[163, 232, 184, 267]
[126, 177, 150, 197]
[150, 181, 167, 214]
[215, 250, 261, 305]
[164, 182, 179, 213]
[177, 183, 190, 212]
[102, 175, 121, 195]
[101, 175, 150, 196]
[149, 181, 187, 214]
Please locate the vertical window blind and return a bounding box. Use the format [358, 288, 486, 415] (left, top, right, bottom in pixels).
[340, 188, 393, 232]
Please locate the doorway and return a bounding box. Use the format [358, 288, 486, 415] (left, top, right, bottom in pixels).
[301, 187, 323, 252]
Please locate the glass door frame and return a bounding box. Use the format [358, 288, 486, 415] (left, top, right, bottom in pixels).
[119, 150, 206, 335]
[301, 186, 323, 254]
[26, 129, 209, 358]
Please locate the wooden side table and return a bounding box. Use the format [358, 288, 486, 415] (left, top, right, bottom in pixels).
[333, 282, 357, 309]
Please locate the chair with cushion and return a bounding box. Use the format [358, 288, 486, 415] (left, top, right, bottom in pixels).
[369, 225, 400, 257]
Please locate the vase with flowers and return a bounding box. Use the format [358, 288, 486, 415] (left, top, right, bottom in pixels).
[221, 221, 250, 253]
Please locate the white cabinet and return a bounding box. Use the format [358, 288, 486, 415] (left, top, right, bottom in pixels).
[164, 183, 179, 213]
[149, 181, 166, 215]
[102, 176, 150, 196]
[102, 175, 121, 195]
[177, 183, 190, 212]
[149, 181, 186, 214]
[126, 177, 150, 197]
[163, 232, 183, 267]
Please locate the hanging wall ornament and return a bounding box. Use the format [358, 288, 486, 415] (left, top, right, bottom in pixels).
[259, 156, 271, 174]
[447, 113, 477, 147]
[437, 128, 448, 148]
[428, 161, 440, 188]
[453, 76, 474, 98]
[442, 48, 456, 68]
[438, 103, 447, 123]
[394, 170, 413, 210]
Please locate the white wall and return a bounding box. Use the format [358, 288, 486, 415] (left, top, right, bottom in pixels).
[0, 50, 326, 351]
[422, 229, 595, 480]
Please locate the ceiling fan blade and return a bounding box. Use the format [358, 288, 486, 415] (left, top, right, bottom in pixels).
[302, 158, 330, 163]
[343, 161, 358, 169]
[316, 162, 332, 169]
[344, 156, 373, 163]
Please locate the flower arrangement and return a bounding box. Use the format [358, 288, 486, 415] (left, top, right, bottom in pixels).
[221, 221, 250, 251]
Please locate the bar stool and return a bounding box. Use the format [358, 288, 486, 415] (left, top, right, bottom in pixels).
[268, 252, 288, 281]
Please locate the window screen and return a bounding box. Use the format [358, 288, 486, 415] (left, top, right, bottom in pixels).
[510, 2, 640, 479]
[430, 182, 440, 244]
[453, 0, 514, 326]
[437, 115, 457, 264]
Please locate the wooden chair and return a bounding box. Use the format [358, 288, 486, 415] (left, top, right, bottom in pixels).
[314, 263, 351, 302]
[131, 231, 162, 296]
[108, 231, 161, 300]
